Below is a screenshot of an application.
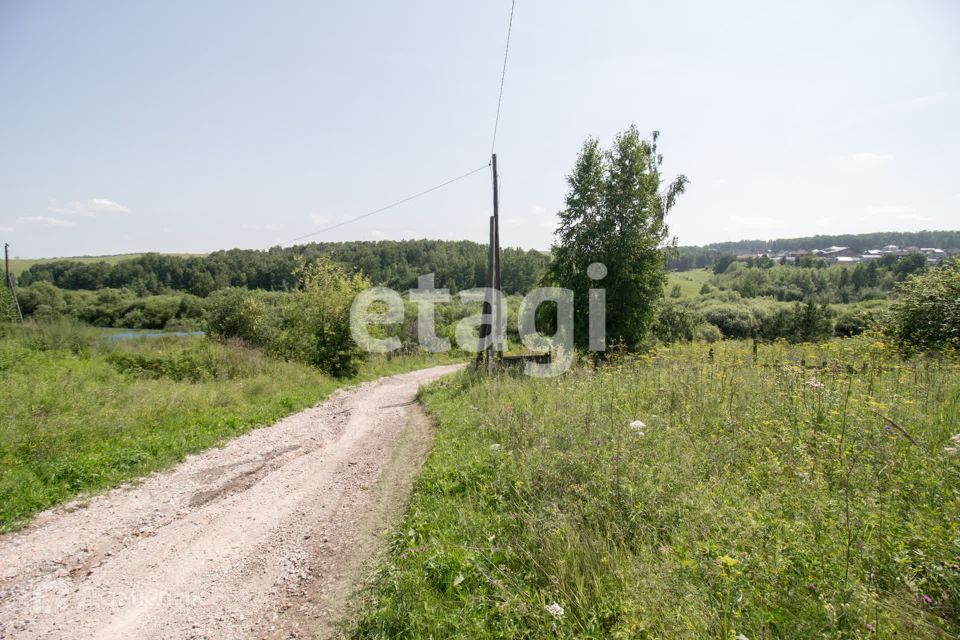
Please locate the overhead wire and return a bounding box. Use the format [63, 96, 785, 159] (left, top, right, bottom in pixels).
[277, 163, 490, 247]
[275, 1, 517, 248]
[490, 0, 517, 155]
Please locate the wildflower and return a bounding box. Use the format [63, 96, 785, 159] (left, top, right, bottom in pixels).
[629, 420, 646, 435]
[736, 634, 750, 640]
[921, 594, 933, 605]
[718, 555, 739, 568]
[805, 379, 825, 389]
[945, 447, 958, 456]
[866, 622, 875, 632]
[807, 583, 817, 592]
[545, 602, 564, 619]
[951, 434, 960, 444]
[489, 444, 501, 452]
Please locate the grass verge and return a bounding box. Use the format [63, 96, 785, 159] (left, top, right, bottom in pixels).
[352, 338, 960, 639]
[0, 321, 462, 531]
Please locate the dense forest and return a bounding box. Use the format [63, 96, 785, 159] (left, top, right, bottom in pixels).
[17, 240, 550, 296]
[668, 230, 960, 270]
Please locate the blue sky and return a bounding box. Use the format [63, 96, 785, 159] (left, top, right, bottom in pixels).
[1, 0, 957, 258]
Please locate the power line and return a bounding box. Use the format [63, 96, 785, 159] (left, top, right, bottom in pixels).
[277, 163, 490, 247]
[490, 0, 516, 155]
[275, 3, 517, 249]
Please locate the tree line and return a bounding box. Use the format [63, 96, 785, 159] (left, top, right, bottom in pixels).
[17, 240, 551, 297]
[668, 230, 960, 270]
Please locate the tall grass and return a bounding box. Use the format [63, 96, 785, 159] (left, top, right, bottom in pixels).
[0, 320, 463, 531]
[353, 338, 960, 639]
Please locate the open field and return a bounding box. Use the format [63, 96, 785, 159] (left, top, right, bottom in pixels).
[353, 339, 960, 639]
[667, 269, 713, 297]
[0, 321, 463, 531]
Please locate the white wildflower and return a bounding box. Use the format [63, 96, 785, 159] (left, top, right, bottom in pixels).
[736, 634, 750, 640]
[805, 379, 824, 389]
[951, 433, 960, 444]
[629, 420, 646, 434]
[489, 444, 501, 452]
[545, 602, 565, 618]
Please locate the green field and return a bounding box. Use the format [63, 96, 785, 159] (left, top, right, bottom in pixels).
[0, 321, 462, 531]
[666, 269, 713, 297]
[353, 339, 960, 639]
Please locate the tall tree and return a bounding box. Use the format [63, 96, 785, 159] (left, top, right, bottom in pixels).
[546, 127, 687, 349]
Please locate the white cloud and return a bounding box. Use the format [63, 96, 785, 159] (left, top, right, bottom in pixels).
[830, 152, 895, 172]
[712, 178, 728, 187]
[370, 229, 386, 239]
[242, 223, 283, 232]
[815, 216, 835, 226]
[0, 225, 15, 233]
[18, 215, 76, 228]
[730, 215, 784, 229]
[311, 214, 331, 226]
[531, 204, 547, 215]
[49, 198, 129, 216]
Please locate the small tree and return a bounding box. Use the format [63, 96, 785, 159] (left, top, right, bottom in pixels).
[546, 127, 688, 349]
[884, 259, 960, 352]
[286, 256, 371, 377]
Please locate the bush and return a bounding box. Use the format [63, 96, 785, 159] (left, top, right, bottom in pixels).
[693, 322, 722, 342]
[654, 300, 700, 343]
[834, 302, 887, 337]
[884, 259, 960, 352]
[205, 288, 270, 344]
[205, 258, 372, 377]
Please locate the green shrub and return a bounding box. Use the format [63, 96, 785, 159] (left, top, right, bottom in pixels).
[884, 259, 960, 352]
[205, 258, 371, 377]
[654, 300, 700, 343]
[693, 322, 722, 342]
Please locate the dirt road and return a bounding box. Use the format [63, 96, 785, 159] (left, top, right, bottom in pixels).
[0, 364, 462, 640]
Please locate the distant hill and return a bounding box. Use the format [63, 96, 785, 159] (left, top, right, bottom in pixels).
[701, 230, 960, 254]
[670, 230, 960, 270]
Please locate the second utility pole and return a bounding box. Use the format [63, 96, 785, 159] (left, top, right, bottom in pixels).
[491, 153, 502, 364]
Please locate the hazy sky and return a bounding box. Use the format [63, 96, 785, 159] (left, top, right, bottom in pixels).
[1, 1, 958, 258]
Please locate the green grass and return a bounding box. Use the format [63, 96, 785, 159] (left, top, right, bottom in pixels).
[0, 321, 463, 531]
[5, 253, 204, 277]
[667, 269, 714, 297]
[352, 338, 960, 639]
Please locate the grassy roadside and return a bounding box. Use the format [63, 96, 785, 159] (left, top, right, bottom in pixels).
[0, 321, 463, 532]
[352, 339, 960, 639]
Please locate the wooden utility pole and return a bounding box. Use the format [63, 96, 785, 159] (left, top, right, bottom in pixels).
[491, 154, 502, 361]
[4, 243, 23, 322]
[475, 216, 494, 369]
[474, 154, 503, 371]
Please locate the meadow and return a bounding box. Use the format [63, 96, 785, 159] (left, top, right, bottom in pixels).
[0, 321, 461, 531]
[666, 269, 713, 297]
[353, 338, 960, 639]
